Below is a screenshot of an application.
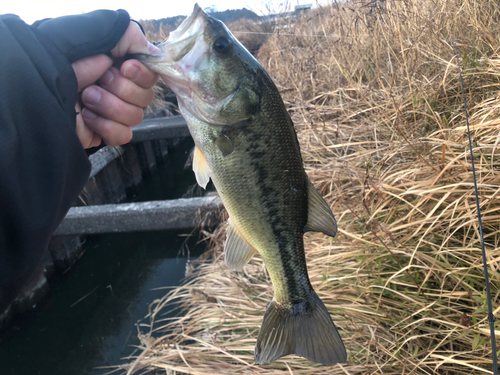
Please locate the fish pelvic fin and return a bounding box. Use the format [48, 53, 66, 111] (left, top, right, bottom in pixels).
[224, 219, 258, 271]
[255, 291, 347, 365]
[304, 177, 337, 237]
[193, 146, 211, 189]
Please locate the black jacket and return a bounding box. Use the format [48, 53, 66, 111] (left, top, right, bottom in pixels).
[0, 10, 130, 314]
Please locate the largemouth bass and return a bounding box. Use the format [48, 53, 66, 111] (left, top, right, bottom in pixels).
[134, 4, 347, 365]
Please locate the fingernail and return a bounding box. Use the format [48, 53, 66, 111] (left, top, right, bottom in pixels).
[82, 108, 97, 119]
[82, 88, 101, 105]
[124, 64, 140, 80]
[147, 42, 162, 54]
[100, 69, 114, 85]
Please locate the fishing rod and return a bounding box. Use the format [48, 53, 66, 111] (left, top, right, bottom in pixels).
[454, 42, 498, 375]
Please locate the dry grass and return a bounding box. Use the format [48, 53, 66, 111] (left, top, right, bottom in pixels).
[226, 18, 273, 56]
[123, 1, 500, 374]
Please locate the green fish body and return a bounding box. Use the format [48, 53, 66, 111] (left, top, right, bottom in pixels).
[135, 4, 347, 365]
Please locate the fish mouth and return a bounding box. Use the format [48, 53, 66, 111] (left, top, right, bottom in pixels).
[133, 3, 210, 102]
[135, 4, 243, 126]
[147, 4, 207, 64]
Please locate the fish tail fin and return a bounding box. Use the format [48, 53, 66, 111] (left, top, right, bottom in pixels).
[255, 290, 347, 365]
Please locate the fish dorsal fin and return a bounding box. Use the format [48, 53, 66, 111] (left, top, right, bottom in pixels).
[224, 219, 258, 271]
[304, 177, 337, 237]
[193, 146, 211, 189]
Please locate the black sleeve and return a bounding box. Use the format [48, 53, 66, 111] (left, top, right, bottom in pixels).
[0, 10, 130, 312]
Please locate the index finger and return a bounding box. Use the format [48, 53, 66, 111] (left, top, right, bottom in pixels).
[111, 22, 161, 57]
[121, 59, 159, 89]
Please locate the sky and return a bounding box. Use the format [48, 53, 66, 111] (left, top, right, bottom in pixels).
[0, 0, 305, 24]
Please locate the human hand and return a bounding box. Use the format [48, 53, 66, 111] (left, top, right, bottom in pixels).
[72, 22, 160, 148]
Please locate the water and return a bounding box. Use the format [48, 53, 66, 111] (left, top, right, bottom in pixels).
[0, 138, 210, 375]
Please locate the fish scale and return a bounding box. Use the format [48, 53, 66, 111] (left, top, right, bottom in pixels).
[134, 3, 347, 366]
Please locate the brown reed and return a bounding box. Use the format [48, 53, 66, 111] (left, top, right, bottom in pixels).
[123, 1, 500, 373]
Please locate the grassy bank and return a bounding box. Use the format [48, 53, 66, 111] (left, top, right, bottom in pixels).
[125, 1, 500, 373]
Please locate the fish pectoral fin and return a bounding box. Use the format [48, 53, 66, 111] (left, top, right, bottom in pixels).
[215, 134, 234, 157]
[255, 291, 347, 365]
[304, 177, 337, 237]
[193, 146, 211, 189]
[224, 219, 258, 271]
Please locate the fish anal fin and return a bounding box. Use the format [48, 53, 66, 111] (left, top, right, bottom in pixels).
[255, 291, 347, 365]
[304, 177, 337, 237]
[224, 219, 258, 271]
[193, 146, 211, 189]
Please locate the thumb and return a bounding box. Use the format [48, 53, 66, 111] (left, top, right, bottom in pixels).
[72, 54, 113, 91]
[111, 22, 162, 57]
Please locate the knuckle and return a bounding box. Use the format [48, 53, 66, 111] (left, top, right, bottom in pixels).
[133, 110, 144, 125]
[144, 89, 155, 105]
[109, 99, 126, 120]
[107, 127, 132, 146]
[129, 106, 144, 124]
[99, 121, 114, 140]
[122, 106, 143, 127]
[121, 128, 133, 144]
[122, 107, 140, 126]
[124, 82, 138, 102]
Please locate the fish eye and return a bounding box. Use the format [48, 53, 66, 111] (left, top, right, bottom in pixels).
[213, 36, 232, 56]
